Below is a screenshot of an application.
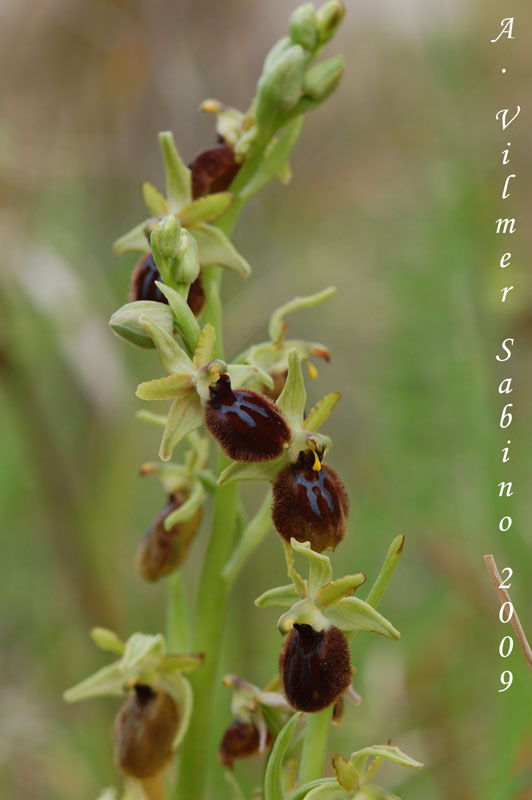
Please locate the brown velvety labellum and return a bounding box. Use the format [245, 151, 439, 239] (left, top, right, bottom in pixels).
[272, 452, 349, 552]
[280, 624, 352, 713]
[190, 143, 242, 199]
[130, 252, 168, 304]
[205, 374, 290, 462]
[136, 492, 202, 582]
[219, 720, 270, 768]
[129, 252, 206, 317]
[113, 684, 179, 779]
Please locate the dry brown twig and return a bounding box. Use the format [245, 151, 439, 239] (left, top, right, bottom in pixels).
[483, 553, 532, 672]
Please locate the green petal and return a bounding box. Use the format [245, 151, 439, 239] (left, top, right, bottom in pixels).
[255, 583, 301, 608]
[304, 392, 341, 433]
[277, 349, 306, 428]
[159, 395, 203, 462]
[192, 224, 251, 276]
[136, 374, 194, 401]
[332, 755, 358, 792]
[350, 745, 423, 780]
[159, 131, 192, 211]
[316, 574, 367, 607]
[90, 627, 125, 655]
[227, 363, 274, 390]
[324, 597, 400, 640]
[193, 323, 217, 369]
[179, 192, 234, 227]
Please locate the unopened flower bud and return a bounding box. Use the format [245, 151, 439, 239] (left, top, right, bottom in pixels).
[219, 720, 272, 768]
[280, 623, 351, 712]
[289, 4, 318, 51]
[272, 451, 349, 552]
[190, 143, 241, 199]
[113, 684, 179, 779]
[256, 45, 306, 129]
[205, 374, 291, 462]
[303, 55, 344, 103]
[316, 0, 345, 44]
[152, 215, 182, 261]
[136, 492, 202, 582]
[175, 230, 200, 285]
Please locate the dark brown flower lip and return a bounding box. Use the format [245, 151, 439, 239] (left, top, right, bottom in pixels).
[189, 142, 242, 200]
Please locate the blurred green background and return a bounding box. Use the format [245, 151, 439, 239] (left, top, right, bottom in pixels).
[1, 0, 531, 798]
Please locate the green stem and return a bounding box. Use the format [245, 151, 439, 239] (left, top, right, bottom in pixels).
[175, 456, 238, 799]
[167, 570, 191, 652]
[298, 706, 334, 786]
[222, 490, 273, 587]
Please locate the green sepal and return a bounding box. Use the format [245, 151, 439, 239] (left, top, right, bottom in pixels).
[178, 192, 234, 227]
[113, 220, 151, 255]
[332, 755, 358, 792]
[174, 229, 200, 285]
[304, 392, 341, 432]
[263, 36, 291, 74]
[240, 118, 303, 201]
[63, 661, 126, 702]
[142, 181, 169, 216]
[121, 633, 165, 672]
[291, 538, 332, 594]
[163, 481, 205, 530]
[289, 3, 318, 51]
[158, 131, 192, 211]
[269, 287, 336, 344]
[264, 712, 301, 800]
[255, 583, 301, 608]
[156, 282, 201, 354]
[159, 395, 203, 462]
[139, 316, 194, 374]
[323, 597, 400, 640]
[217, 454, 287, 486]
[192, 224, 251, 277]
[151, 214, 182, 261]
[316, 574, 366, 607]
[160, 653, 204, 674]
[350, 745, 423, 783]
[136, 374, 194, 401]
[110, 301, 174, 350]
[277, 349, 306, 428]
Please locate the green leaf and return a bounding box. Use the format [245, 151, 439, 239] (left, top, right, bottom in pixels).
[156, 282, 201, 355]
[217, 455, 286, 486]
[304, 392, 341, 432]
[350, 745, 423, 781]
[264, 713, 301, 800]
[192, 224, 251, 276]
[193, 323, 216, 369]
[110, 301, 174, 350]
[240, 118, 304, 201]
[158, 131, 192, 211]
[113, 220, 152, 255]
[178, 192, 234, 227]
[324, 598, 400, 640]
[159, 395, 203, 462]
[291, 539, 332, 594]
[277, 349, 306, 427]
[269, 287, 336, 344]
[316, 574, 366, 607]
[142, 181, 169, 216]
[332, 755, 358, 792]
[139, 316, 194, 374]
[255, 583, 301, 608]
[136, 374, 194, 402]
